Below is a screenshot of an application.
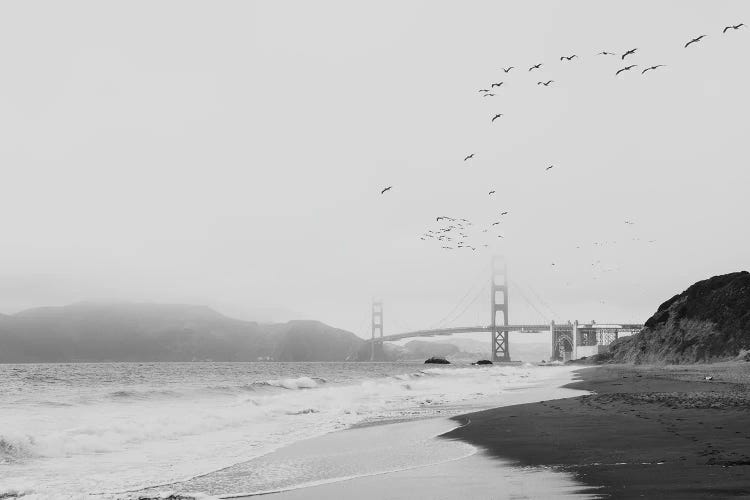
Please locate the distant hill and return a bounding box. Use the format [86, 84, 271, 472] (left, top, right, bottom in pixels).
[266, 320, 365, 362]
[609, 271, 750, 364]
[353, 339, 462, 362]
[0, 302, 364, 363]
[357, 337, 550, 362]
[402, 340, 460, 359]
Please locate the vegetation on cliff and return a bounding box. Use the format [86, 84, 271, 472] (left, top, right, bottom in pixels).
[609, 271, 750, 364]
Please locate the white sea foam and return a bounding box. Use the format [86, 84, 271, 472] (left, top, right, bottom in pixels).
[0, 363, 582, 499]
[263, 376, 323, 390]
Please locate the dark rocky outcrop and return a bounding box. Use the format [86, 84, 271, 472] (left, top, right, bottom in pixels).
[424, 357, 450, 364]
[473, 359, 493, 365]
[609, 271, 750, 364]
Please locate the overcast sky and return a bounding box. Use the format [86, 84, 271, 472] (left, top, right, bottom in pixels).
[0, 1, 748, 338]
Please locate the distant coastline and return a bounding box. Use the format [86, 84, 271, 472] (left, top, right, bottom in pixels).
[0, 301, 545, 363]
[0, 302, 365, 363]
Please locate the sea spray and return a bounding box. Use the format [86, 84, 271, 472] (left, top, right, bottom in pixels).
[0, 362, 578, 498]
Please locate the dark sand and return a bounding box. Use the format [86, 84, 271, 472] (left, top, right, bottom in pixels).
[442, 363, 750, 499]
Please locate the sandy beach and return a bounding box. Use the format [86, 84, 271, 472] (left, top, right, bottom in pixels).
[445, 362, 750, 499]
[252, 450, 597, 500]
[222, 365, 593, 499]
[255, 363, 750, 499]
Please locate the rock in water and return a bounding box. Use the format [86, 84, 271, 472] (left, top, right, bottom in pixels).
[609, 271, 750, 364]
[474, 359, 493, 365]
[424, 357, 450, 364]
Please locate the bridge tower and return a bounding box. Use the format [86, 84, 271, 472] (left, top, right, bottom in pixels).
[490, 257, 510, 362]
[370, 300, 384, 361]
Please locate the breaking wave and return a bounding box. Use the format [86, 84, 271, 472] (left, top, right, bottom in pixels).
[0, 436, 36, 462]
[102, 377, 329, 402]
[257, 376, 326, 390]
[108, 389, 182, 400]
[0, 362, 573, 499]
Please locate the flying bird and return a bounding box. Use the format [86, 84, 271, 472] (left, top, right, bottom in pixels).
[685, 35, 707, 48]
[464, 154, 474, 161]
[545, 165, 554, 171]
[597, 51, 616, 56]
[491, 222, 501, 226]
[491, 82, 504, 88]
[492, 113, 504, 122]
[723, 23, 745, 33]
[616, 65, 637, 76]
[502, 66, 514, 73]
[478, 89, 490, 93]
[621, 48, 637, 60]
[641, 64, 665, 74]
[500, 211, 508, 216]
[560, 54, 577, 61]
[380, 186, 392, 194]
[489, 190, 496, 195]
[483, 93, 495, 97]
[528, 63, 543, 71]
[537, 80, 554, 86]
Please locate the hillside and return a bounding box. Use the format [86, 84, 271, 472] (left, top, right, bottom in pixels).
[401, 340, 460, 359]
[266, 320, 365, 361]
[0, 302, 364, 363]
[609, 271, 750, 364]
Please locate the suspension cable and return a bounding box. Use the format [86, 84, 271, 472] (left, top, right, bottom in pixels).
[440, 280, 488, 327]
[509, 279, 550, 324]
[526, 283, 560, 319]
[429, 265, 488, 329]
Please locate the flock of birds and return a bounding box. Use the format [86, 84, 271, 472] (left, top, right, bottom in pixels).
[378, 21, 745, 258]
[416, 213, 510, 252]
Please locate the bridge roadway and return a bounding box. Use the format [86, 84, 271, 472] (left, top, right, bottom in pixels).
[371, 323, 645, 343]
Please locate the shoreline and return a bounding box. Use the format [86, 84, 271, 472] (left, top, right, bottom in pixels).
[230, 365, 592, 499]
[442, 362, 750, 499]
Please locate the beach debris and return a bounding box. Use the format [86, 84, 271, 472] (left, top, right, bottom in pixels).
[705, 376, 713, 381]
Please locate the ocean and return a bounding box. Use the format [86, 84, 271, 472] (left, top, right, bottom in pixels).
[0, 361, 577, 499]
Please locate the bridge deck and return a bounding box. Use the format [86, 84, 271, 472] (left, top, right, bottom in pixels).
[371, 323, 644, 343]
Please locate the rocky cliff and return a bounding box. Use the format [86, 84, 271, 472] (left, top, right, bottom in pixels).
[609, 271, 750, 364]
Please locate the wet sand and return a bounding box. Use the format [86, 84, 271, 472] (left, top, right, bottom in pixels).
[443, 363, 750, 499]
[229, 366, 592, 499]
[252, 451, 597, 500]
